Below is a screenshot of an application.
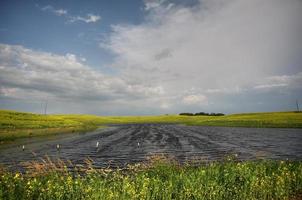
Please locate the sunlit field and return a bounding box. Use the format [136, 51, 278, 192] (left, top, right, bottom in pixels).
[0, 156, 301, 200]
[0, 110, 301, 143]
[186, 111, 302, 128]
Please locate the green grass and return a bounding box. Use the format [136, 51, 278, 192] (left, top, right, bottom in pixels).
[1, 111, 302, 199]
[0, 110, 100, 143]
[0, 158, 301, 200]
[0, 110, 302, 143]
[186, 111, 302, 128]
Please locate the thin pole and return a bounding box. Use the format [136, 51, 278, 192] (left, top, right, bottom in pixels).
[44, 100, 48, 115]
[296, 100, 300, 112]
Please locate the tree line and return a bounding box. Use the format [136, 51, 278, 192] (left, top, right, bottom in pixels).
[179, 112, 225, 116]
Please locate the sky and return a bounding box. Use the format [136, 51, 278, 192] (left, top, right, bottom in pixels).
[0, 0, 302, 115]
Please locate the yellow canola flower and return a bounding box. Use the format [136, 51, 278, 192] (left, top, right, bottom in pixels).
[67, 176, 73, 184]
[13, 173, 21, 179]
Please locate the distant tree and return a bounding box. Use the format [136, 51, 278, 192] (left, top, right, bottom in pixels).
[195, 112, 207, 116]
[179, 112, 225, 116]
[179, 113, 194, 116]
[208, 112, 225, 116]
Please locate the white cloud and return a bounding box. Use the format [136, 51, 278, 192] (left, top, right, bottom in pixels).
[41, 5, 52, 11]
[0, 87, 17, 97]
[41, 5, 67, 16]
[0, 44, 163, 104]
[65, 53, 77, 62]
[159, 102, 170, 109]
[70, 14, 101, 23]
[254, 72, 302, 90]
[104, 0, 302, 88]
[40, 5, 100, 24]
[205, 89, 222, 94]
[144, 0, 167, 11]
[182, 94, 208, 105]
[205, 86, 244, 94]
[101, 0, 302, 112]
[254, 83, 288, 90]
[2, 0, 302, 114]
[54, 9, 68, 16]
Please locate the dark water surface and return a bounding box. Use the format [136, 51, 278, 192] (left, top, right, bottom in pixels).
[0, 124, 301, 170]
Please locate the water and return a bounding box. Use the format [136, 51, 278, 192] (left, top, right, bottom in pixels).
[0, 124, 301, 170]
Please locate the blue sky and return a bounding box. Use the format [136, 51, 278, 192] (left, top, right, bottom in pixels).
[0, 0, 302, 115]
[0, 0, 145, 71]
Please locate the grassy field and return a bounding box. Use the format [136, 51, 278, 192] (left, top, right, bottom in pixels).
[0, 110, 100, 143]
[0, 110, 301, 143]
[186, 111, 302, 128]
[1, 111, 302, 199]
[0, 157, 301, 200]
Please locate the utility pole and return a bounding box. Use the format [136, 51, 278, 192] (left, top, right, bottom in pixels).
[296, 99, 300, 112]
[44, 99, 48, 115]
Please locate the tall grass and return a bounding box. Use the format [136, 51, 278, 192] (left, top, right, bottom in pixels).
[0, 157, 301, 200]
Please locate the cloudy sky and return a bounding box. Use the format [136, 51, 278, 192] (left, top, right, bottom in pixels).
[0, 0, 302, 115]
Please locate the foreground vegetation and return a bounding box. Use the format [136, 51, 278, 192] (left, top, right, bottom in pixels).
[0, 157, 301, 200]
[0, 110, 301, 142]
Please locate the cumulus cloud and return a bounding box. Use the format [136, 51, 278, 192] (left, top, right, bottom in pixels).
[100, 0, 302, 113]
[105, 0, 302, 87]
[2, 0, 302, 114]
[0, 44, 164, 105]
